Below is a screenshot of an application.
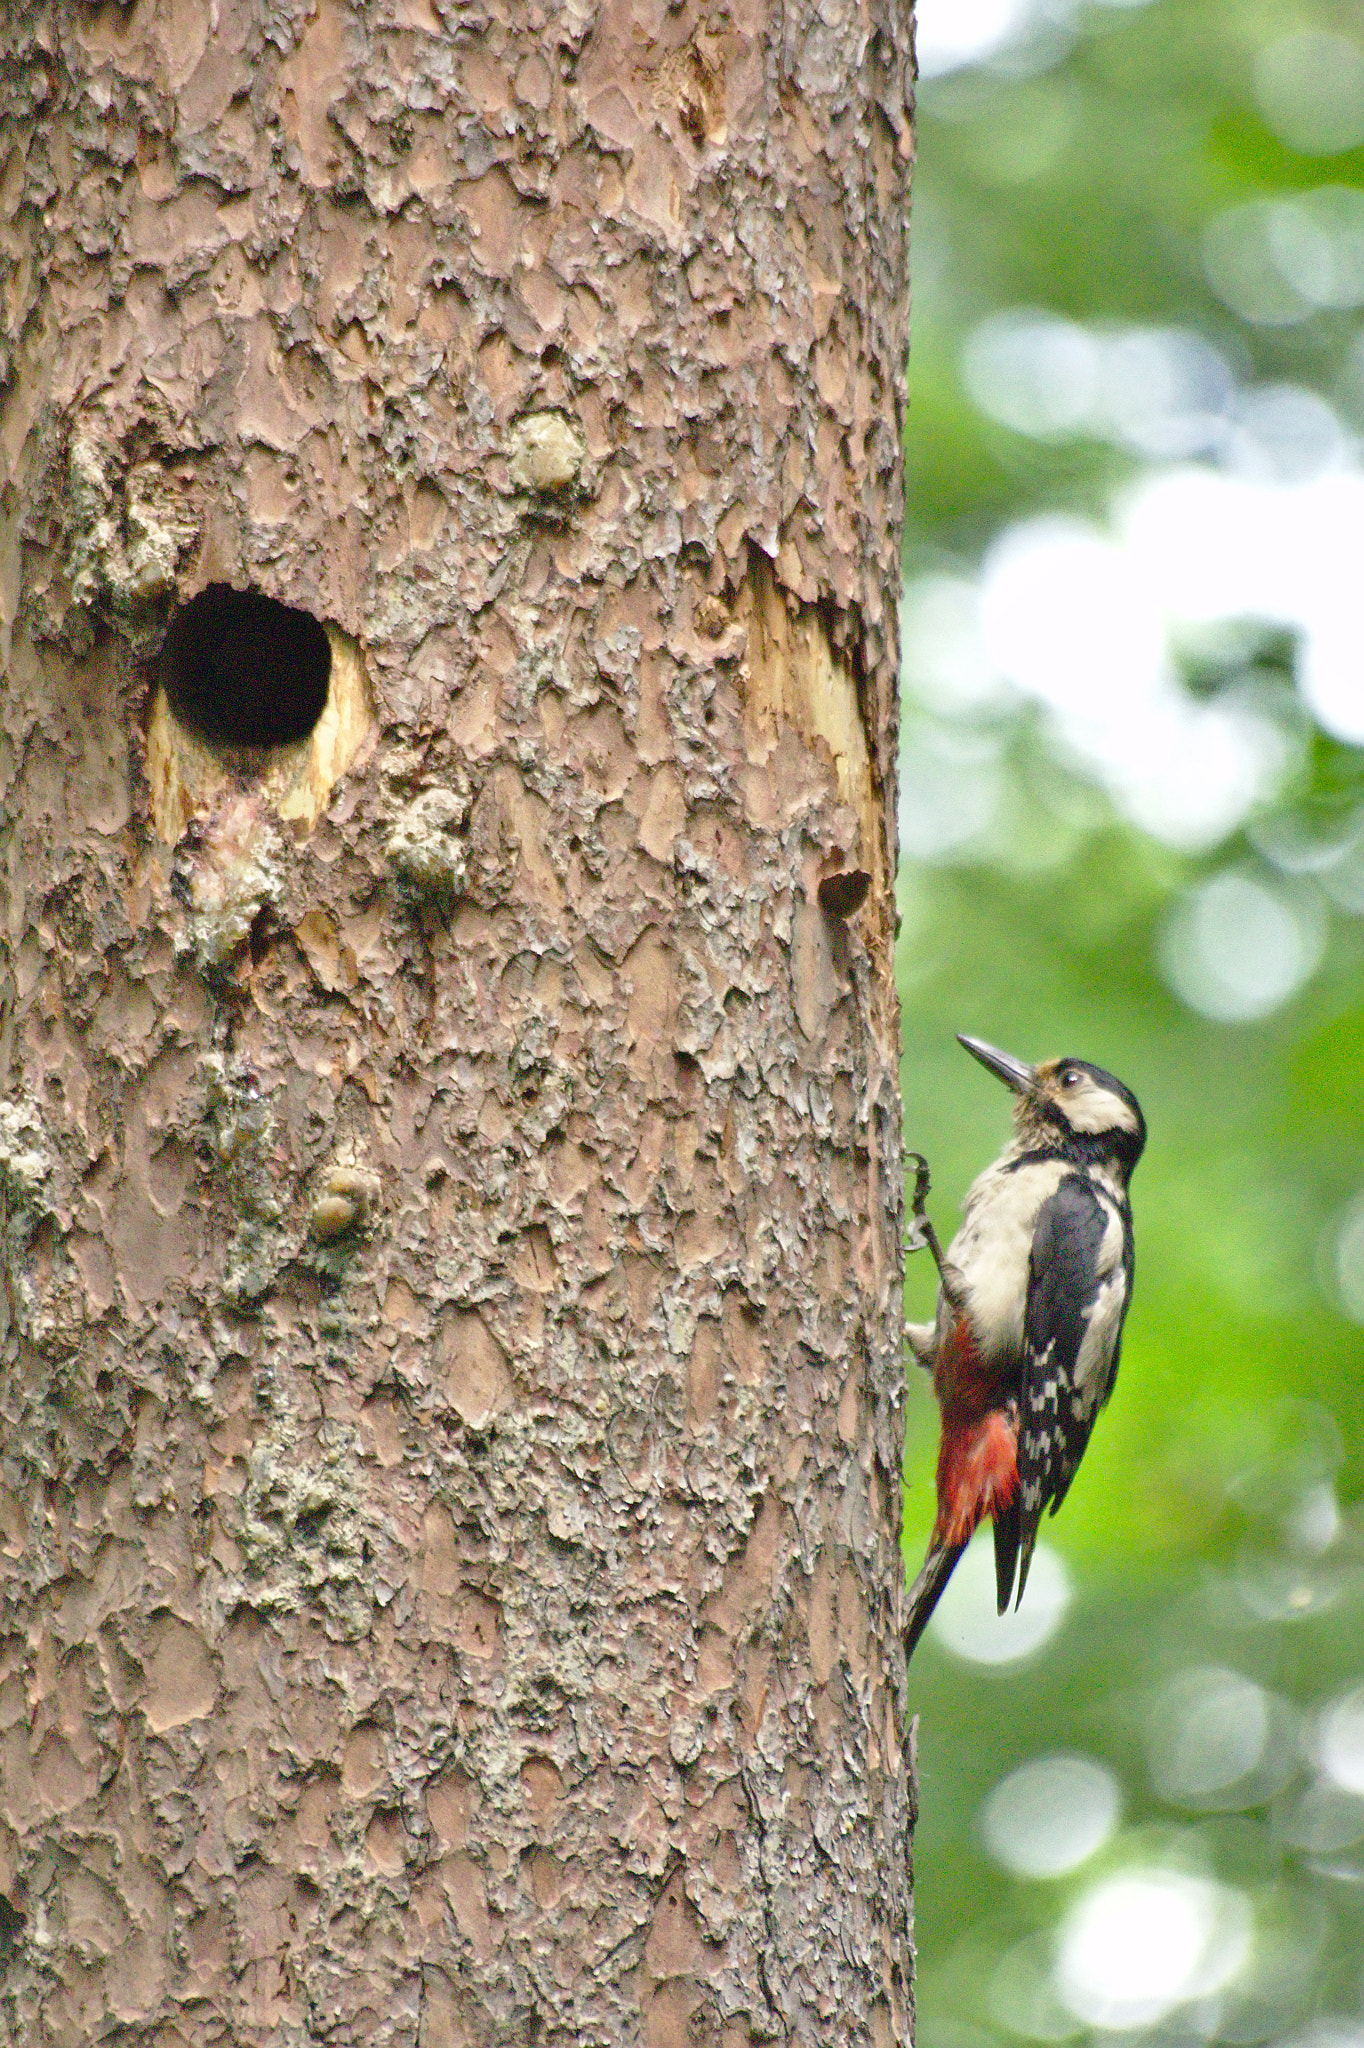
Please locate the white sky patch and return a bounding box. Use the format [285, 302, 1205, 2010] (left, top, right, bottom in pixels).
[929, 1529, 1070, 1664]
[901, 460, 1364, 861]
[1056, 1869, 1252, 2027]
[913, 0, 1038, 78]
[1122, 466, 1364, 743]
[915, 0, 1153, 80]
[978, 515, 1294, 848]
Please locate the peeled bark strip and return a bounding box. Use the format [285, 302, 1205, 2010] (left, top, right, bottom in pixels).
[0, 5, 914, 2044]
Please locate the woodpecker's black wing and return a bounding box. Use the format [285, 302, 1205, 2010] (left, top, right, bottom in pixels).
[1008, 1171, 1131, 1607]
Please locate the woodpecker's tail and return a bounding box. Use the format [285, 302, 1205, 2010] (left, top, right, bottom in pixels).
[904, 1541, 967, 1663]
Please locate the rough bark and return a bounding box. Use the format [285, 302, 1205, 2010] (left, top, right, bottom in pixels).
[0, 4, 915, 2044]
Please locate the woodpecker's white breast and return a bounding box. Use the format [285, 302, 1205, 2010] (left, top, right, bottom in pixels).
[943, 1155, 1069, 1358]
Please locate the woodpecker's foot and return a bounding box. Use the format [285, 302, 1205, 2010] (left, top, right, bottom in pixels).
[905, 1152, 948, 1273]
[904, 1152, 934, 1255]
[905, 1150, 968, 1314]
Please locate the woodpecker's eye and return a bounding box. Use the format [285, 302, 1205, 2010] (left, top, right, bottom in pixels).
[1061, 1068, 1083, 1088]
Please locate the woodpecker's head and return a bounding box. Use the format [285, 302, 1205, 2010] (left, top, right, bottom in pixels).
[958, 1034, 1146, 1180]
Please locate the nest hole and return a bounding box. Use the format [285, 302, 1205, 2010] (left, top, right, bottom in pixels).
[161, 585, 330, 750]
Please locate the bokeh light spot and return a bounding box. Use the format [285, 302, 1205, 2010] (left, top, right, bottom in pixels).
[1148, 1665, 1273, 1805]
[1275, 2025, 1364, 2048]
[900, 574, 1015, 718]
[1056, 1870, 1251, 2028]
[1276, 1779, 1364, 1856]
[963, 313, 1237, 459]
[962, 311, 1101, 438]
[1156, 870, 1325, 1022]
[989, 1933, 1081, 2041]
[1224, 384, 1349, 484]
[1328, 1197, 1364, 1323]
[929, 1532, 1070, 1665]
[1255, 33, 1364, 156]
[1205, 191, 1364, 326]
[899, 726, 1005, 860]
[981, 1754, 1121, 1877]
[1317, 1687, 1364, 1795]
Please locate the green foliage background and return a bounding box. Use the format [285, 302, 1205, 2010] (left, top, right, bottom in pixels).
[898, 0, 1364, 2038]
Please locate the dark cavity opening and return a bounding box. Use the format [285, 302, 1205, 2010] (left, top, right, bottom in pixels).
[160, 584, 330, 749]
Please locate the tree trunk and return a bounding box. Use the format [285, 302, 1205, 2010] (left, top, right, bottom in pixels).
[0, 5, 915, 2044]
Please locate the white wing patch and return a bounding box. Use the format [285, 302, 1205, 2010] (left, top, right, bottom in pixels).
[1072, 1269, 1127, 1407]
[1069, 1195, 1126, 1406]
[1095, 1198, 1124, 1274]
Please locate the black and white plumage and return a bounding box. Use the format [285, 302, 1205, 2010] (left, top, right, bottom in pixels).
[903, 1034, 1145, 1661]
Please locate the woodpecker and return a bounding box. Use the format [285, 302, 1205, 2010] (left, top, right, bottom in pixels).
[903, 1034, 1145, 1662]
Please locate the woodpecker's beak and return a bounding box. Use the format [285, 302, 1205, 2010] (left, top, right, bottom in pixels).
[957, 1034, 1036, 1096]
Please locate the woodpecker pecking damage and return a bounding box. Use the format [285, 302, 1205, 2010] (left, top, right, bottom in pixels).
[903, 1034, 1146, 1662]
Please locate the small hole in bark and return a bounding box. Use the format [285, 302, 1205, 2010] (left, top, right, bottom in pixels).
[0, 1893, 24, 1958]
[161, 585, 331, 749]
[674, 1050, 701, 1101]
[818, 870, 871, 920]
